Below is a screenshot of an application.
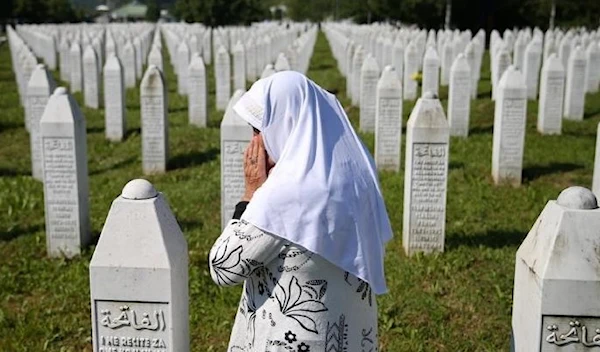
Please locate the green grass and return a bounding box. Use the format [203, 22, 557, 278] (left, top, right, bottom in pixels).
[1, 31, 600, 351]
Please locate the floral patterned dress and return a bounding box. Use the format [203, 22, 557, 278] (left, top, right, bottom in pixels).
[209, 217, 379, 352]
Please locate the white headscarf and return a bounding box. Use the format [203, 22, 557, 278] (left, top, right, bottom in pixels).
[233, 71, 393, 294]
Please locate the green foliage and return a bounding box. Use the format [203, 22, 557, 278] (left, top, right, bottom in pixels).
[173, 0, 270, 26]
[12, 0, 81, 23]
[146, 0, 161, 21]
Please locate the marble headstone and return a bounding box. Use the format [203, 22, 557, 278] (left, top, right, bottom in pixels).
[104, 55, 127, 141]
[403, 92, 449, 255]
[70, 42, 83, 93]
[511, 186, 600, 352]
[537, 53, 565, 135]
[232, 41, 246, 92]
[375, 66, 402, 171]
[40, 87, 90, 258]
[90, 179, 189, 352]
[492, 66, 527, 185]
[359, 54, 380, 132]
[448, 54, 471, 137]
[27, 64, 56, 180]
[215, 46, 231, 111]
[188, 54, 208, 128]
[422, 47, 440, 96]
[141, 66, 168, 174]
[83, 46, 100, 109]
[220, 90, 252, 230]
[563, 46, 587, 121]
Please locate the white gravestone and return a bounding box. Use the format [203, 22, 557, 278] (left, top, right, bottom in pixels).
[274, 53, 291, 72]
[492, 48, 511, 101]
[403, 42, 419, 100]
[465, 41, 478, 99]
[351, 46, 365, 105]
[563, 46, 587, 121]
[148, 45, 164, 73]
[260, 64, 276, 79]
[40, 87, 90, 258]
[104, 55, 127, 142]
[511, 186, 600, 352]
[402, 91, 449, 255]
[586, 43, 600, 93]
[441, 40, 453, 86]
[83, 46, 100, 109]
[220, 90, 252, 230]
[232, 41, 246, 92]
[59, 38, 70, 82]
[422, 47, 440, 97]
[70, 42, 83, 93]
[123, 41, 136, 89]
[448, 54, 471, 137]
[188, 54, 207, 128]
[392, 39, 404, 84]
[523, 39, 542, 100]
[215, 46, 231, 111]
[375, 66, 402, 171]
[537, 53, 565, 135]
[359, 54, 380, 132]
[492, 66, 527, 185]
[27, 64, 56, 181]
[90, 179, 189, 352]
[134, 37, 143, 80]
[177, 41, 190, 96]
[345, 41, 355, 97]
[141, 66, 168, 174]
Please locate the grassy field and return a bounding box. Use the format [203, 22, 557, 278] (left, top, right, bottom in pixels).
[1, 31, 600, 351]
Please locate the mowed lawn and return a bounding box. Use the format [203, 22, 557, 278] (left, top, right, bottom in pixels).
[1, 31, 600, 351]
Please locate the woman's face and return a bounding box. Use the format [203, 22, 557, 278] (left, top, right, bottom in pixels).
[253, 128, 276, 174]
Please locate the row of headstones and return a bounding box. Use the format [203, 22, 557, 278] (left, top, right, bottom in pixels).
[16, 23, 318, 259]
[86, 178, 600, 352]
[322, 26, 600, 257]
[161, 23, 317, 110]
[324, 23, 486, 102]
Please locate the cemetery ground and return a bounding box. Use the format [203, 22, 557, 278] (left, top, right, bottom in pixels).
[1, 32, 600, 352]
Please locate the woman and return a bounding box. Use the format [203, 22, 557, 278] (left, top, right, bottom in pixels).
[209, 71, 393, 352]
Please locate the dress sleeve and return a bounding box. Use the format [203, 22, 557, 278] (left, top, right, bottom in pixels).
[209, 218, 286, 287]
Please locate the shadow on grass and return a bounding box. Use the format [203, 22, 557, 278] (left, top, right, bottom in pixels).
[168, 147, 219, 170]
[477, 90, 491, 99]
[126, 127, 141, 138]
[87, 126, 105, 134]
[0, 120, 23, 132]
[446, 229, 526, 249]
[0, 224, 43, 241]
[90, 156, 137, 175]
[470, 125, 493, 135]
[449, 161, 464, 170]
[584, 108, 600, 120]
[0, 167, 30, 177]
[522, 162, 584, 183]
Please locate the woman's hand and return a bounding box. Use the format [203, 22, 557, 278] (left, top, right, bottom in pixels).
[242, 135, 268, 202]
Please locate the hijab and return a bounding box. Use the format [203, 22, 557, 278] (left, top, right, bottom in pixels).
[233, 71, 393, 294]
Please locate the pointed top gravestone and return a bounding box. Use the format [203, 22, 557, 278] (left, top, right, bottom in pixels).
[422, 46, 440, 96]
[104, 54, 126, 142]
[375, 66, 403, 171]
[492, 66, 527, 185]
[83, 46, 100, 109]
[403, 91, 450, 255]
[564, 45, 587, 121]
[537, 53, 565, 135]
[188, 53, 207, 128]
[40, 87, 90, 258]
[274, 53, 291, 72]
[148, 45, 164, 72]
[220, 89, 252, 230]
[215, 45, 231, 111]
[27, 64, 56, 180]
[70, 42, 83, 93]
[360, 54, 381, 132]
[177, 41, 190, 96]
[232, 41, 246, 91]
[448, 54, 471, 137]
[140, 66, 168, 174]
[261, 64, 276, 79]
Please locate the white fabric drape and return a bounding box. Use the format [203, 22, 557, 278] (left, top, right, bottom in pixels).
[233, 71, 393, 294]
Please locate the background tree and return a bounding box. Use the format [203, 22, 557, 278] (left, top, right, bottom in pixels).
[146, 0, 162, 21]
